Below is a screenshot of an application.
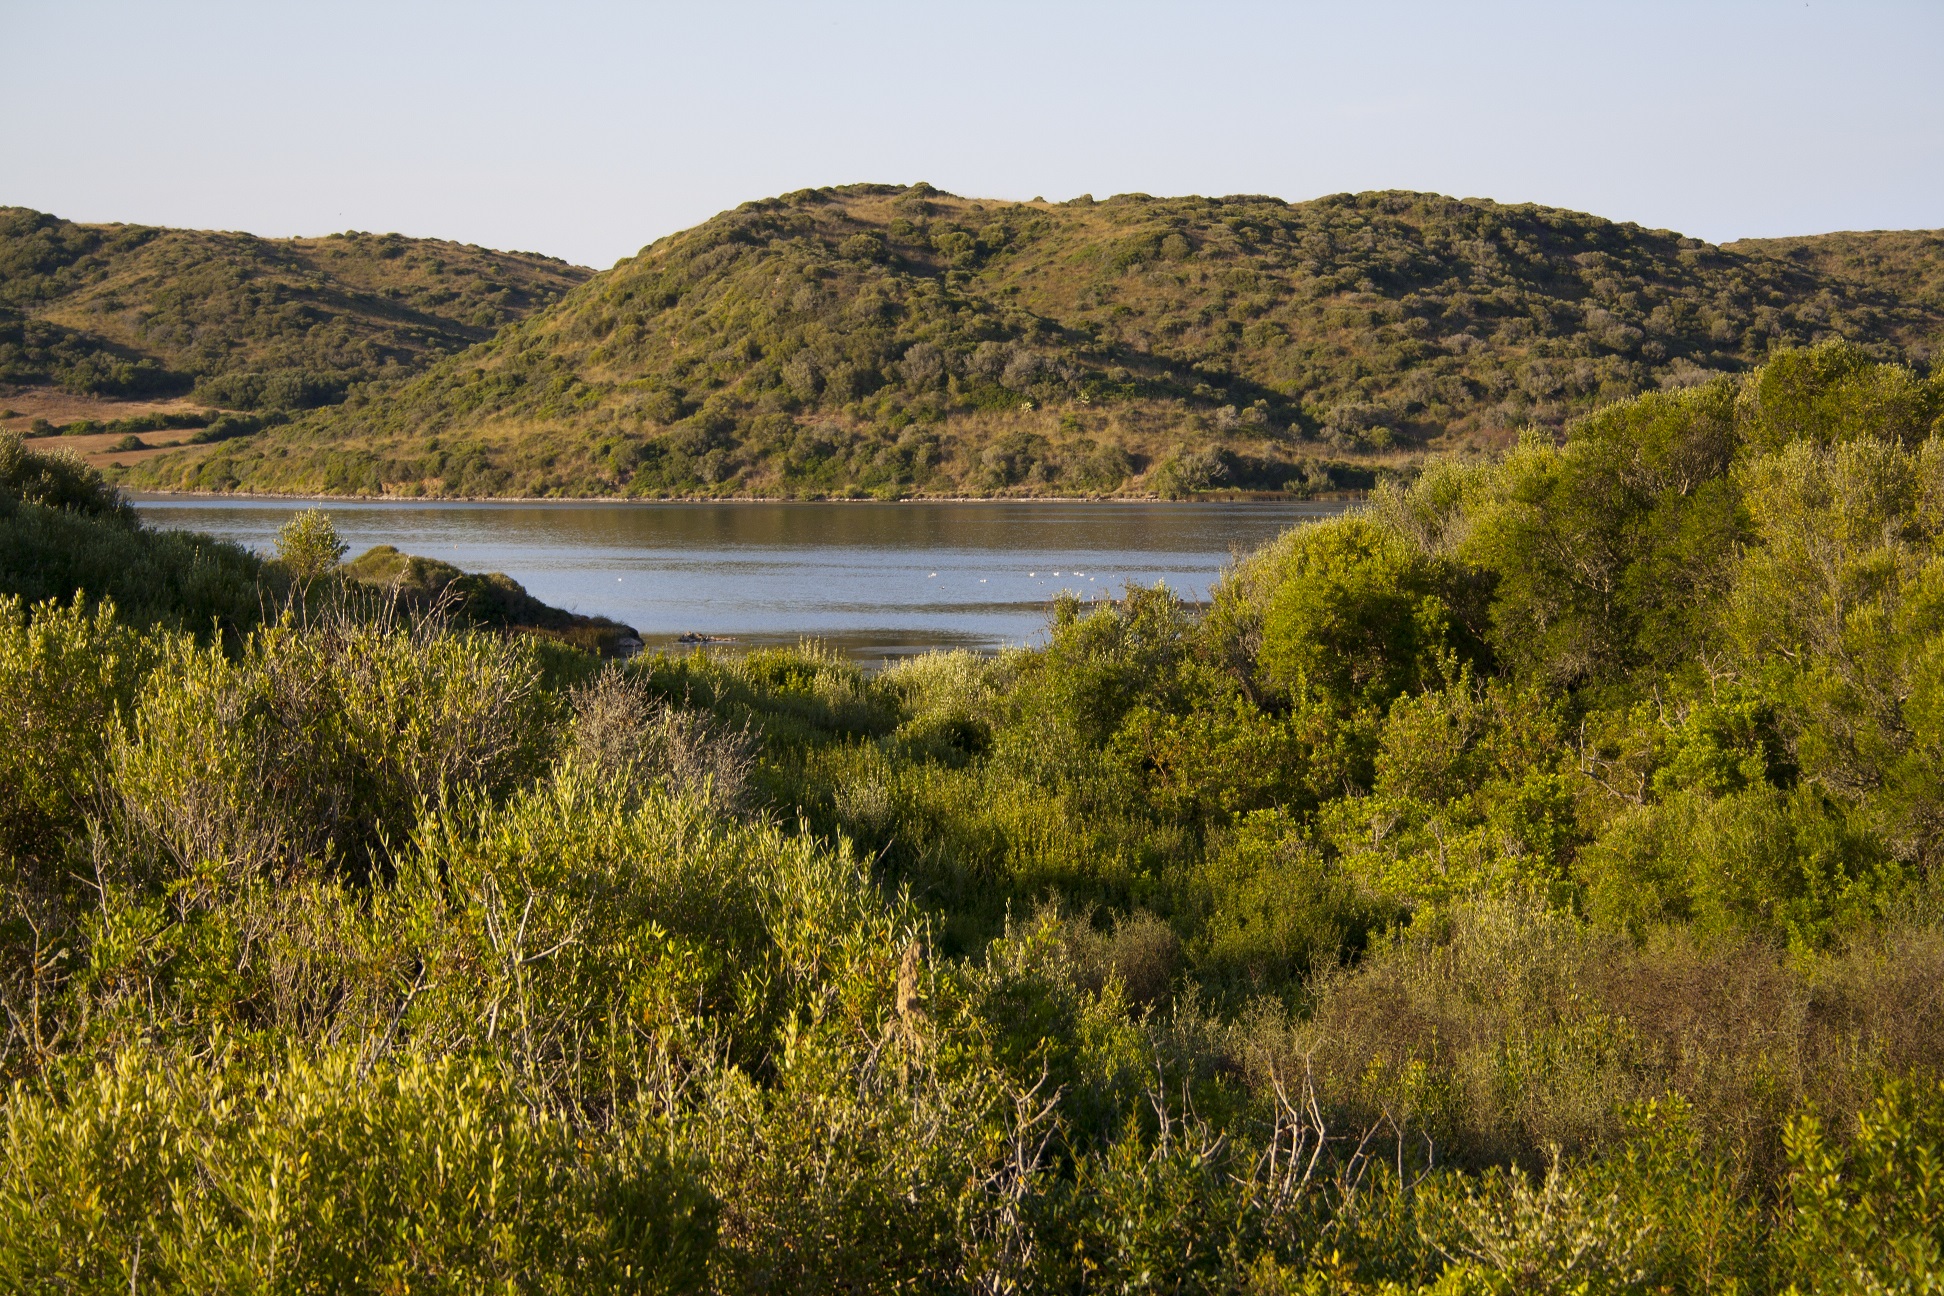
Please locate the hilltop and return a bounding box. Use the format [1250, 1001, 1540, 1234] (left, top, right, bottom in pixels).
[109, 185, 1944, 498]
[0, 206, 590, 416]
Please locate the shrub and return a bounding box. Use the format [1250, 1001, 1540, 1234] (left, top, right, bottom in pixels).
[0, 598, 152, 876]
[569, 666, 755, 814]
[0, 1047, 719, 1292]
[1782, 1075, 1944, 1293]
[1254, 515, 1483, 712]
[108, 610, 555, 887]
[0, 494, 268, 632]
[273, 507, 348, 582]
[0, 431, 132, 523]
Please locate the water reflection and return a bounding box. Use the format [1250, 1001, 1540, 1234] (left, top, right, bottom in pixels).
[133, 499, 1349, 659]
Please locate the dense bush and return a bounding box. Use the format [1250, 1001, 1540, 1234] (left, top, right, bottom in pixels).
[0, 435, 268, 633]
[0, 431, 133, 522]
[2, 346, 1942, 1288]
[0, 1048, 718, 1292]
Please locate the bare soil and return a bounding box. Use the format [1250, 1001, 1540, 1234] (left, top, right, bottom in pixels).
[21, 428, 217, 470]
[0, 386, 213, 432]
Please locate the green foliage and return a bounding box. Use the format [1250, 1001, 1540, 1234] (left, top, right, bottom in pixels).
[1187, 810, 1392, 1001]
[0, 597, 152, 871]
[0, 436, 268, 631]
[1322, 671, 1576, 905]
[0, 1047, 718, 1292]
[0, 204, 589, 411]
[0, 431, 133, 522]
[1578, 782, 1901, 946]
[0, 307, 177, 395]
[342, 544, 640, 655]
[0, 496, 269, 633]
[1782, 1076, 1944, 1294]
[120, 185, 1944, 499]
[1254, 515, 1483, 712]
[273, 507, 348, 581]
[1460, 383, 1746, 687]
[110, 611, 555, 886]
[7, 343, 1944, 1288]
[1737, 339, 1943, 453]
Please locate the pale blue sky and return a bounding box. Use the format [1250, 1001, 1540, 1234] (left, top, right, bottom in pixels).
[5, 1, 1940, 268]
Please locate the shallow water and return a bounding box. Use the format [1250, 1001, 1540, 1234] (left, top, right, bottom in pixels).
[132, 498, 1349, 659]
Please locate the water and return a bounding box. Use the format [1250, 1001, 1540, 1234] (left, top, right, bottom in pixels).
[132, 498, 1349, 659]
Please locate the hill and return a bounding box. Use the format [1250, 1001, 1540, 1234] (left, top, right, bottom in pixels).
[120, 186, 1944, 498]
[0, 206, 590, 413]
[1725, 228, 1944, 317]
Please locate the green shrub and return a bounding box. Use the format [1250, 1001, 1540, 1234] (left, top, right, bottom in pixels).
[2, 342, 1944, 1289]
[1254, 515, 1483, 712]
[0, 494, 268, 632]
[108, 611, 555, 887]
[0, 597, 153, 875]
[0, 1047, 718, 1292]
[0, 431, 132, 522]
[274, 507, 348, 582]
[1782, 1075, 1944, 1293]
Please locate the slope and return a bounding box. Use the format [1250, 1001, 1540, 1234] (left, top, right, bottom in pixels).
[0, 206, 591, 409]
[125, 185, 1944, 499]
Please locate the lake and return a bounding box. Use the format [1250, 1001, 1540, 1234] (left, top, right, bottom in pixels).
[132, 498, 1350, 659]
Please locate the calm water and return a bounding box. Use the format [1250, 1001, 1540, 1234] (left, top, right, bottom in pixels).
[132, 498, 1348, 659]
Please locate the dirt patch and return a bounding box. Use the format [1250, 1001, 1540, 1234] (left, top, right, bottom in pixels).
[0, 387, 217, 432]
[92, 442, 218, 470]
[28, 429, 218, 470]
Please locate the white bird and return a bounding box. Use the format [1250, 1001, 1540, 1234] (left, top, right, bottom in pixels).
[929, 571, 938, 577]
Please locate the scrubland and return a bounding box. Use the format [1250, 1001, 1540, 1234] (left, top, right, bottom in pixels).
[2, 342, 1943, 1291]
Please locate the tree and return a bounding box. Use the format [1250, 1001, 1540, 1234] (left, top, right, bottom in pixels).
[275, 508, 347, 582]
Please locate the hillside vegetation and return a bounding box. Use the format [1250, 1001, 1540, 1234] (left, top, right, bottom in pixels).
[0, 206, 589, 411]
[3, 345, 1943, 1289]
[126, 183, 1944, 498]
[341, 543, 642, 657]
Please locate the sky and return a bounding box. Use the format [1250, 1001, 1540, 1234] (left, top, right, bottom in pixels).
[4, 0, 1941, 269]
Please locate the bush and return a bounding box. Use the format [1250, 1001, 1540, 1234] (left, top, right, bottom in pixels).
[108, 609, 555, 887]
[5, 342, 1944, 1289]
[1254, 515, 1483, 712]
[569, 666, 755, 814]
[0, 495, 268, 632]
[0, 432, 132, 523]
[0, 598, 152, 876]
[274, 507, 348, 581]
[0, 1047, 719, 1292]
[1782, 1075, 1944, 1293]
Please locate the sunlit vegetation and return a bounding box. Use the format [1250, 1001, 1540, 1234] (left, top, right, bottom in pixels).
[0, 206, 588, 410]
[3, 346, 1944, 1288]
[340, 541, 642, 657]
[125, 183, 1944, 499]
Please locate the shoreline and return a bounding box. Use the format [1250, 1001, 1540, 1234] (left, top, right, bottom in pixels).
[125, 488, 1363, 507]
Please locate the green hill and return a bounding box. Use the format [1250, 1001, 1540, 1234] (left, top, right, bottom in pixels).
[123, 186, 1944, 498]
[0, 206, 591, 409]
